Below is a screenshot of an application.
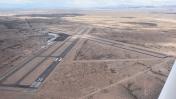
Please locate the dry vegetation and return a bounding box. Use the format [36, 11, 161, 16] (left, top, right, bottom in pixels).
[64, 10, 176, 56]
[0, 13, 83, 75]
[0, 9, 176, 99]
[75, 40, 157, 60]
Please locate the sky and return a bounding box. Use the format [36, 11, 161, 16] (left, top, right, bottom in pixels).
[0, 0, 175, 9]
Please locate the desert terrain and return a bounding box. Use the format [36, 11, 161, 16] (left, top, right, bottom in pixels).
[0, 9, 176, 99]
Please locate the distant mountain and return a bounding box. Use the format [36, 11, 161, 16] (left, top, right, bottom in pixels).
[95, 4, 176, 10]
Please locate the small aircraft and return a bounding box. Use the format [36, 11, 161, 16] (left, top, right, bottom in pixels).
[158, 60, 176, 99]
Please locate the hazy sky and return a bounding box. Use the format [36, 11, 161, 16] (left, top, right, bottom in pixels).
[0, 0, 175, 9]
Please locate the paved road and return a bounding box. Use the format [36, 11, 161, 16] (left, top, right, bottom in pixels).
[0, 25, 167, 91]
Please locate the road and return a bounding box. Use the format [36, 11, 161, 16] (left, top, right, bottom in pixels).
[82, 34, 169, 58]
[0, 25, 171, 91]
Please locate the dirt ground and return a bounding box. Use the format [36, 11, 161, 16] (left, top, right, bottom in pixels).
[75, 40, 160, 60]
[64, 10, 176, 56]
[0, 14, 83, 76]
[0, 9, 176, 99]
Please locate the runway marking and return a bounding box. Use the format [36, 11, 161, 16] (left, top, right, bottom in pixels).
[0, 26, 92, 90]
